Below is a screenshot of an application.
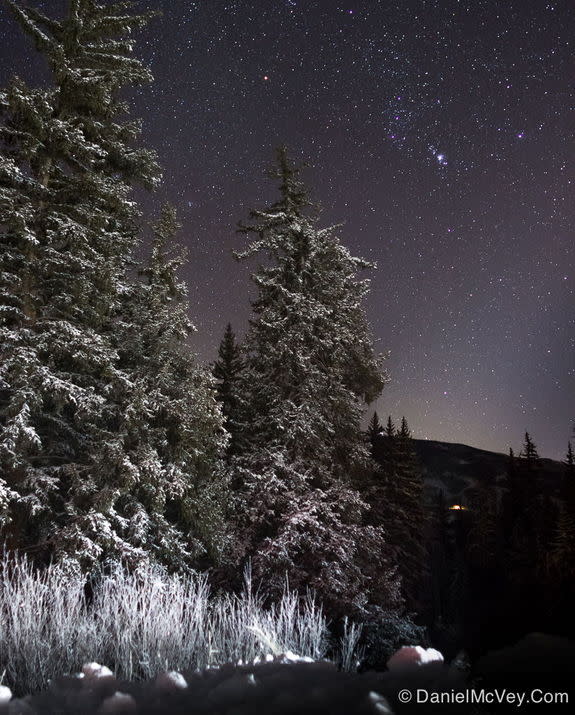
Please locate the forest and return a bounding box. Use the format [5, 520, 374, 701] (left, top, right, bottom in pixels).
[0, 0, 573, 712]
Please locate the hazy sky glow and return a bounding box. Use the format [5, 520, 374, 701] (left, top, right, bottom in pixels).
[1, 0, 573, 459]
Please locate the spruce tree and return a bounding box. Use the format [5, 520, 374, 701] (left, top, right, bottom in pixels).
[372, 414, 396, 479]
[213, 323, 244, 458]
[519, 431, 540, 465]
[565, 441, 574, 479]
[0, 2, 222, 572]
[467, 478, 500, 571]
[428, 490, 449, 626]
[550, 442, 575, 580]
[367, 411, 382, 448]
[389, 417, 426, 613]
[115, 205, 229, 569]
[502, 433, 553, 632]
[230, 147, 400, 616]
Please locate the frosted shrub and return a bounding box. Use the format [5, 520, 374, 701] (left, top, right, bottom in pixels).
[0, 553, 335, 695]
[0, 553, 92, 694]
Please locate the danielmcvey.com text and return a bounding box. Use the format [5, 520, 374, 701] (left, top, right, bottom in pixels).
[397, 688, 569, 707]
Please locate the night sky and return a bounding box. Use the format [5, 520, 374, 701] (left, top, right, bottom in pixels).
[1, 0, 573, 459]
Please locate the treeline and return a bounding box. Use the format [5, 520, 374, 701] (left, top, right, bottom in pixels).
[421, 431, 575, 657]
[0, 0, 402, 620]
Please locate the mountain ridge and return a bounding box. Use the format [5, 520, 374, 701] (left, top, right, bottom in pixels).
[372, 435, 565, 502]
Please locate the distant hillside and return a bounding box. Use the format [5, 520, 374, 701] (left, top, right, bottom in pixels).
[372, 435, 566, 503]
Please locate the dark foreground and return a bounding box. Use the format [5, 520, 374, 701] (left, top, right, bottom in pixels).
[1, 635, 574, 715]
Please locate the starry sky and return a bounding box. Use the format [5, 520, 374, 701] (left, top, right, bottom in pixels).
[1, 0, 573, 459]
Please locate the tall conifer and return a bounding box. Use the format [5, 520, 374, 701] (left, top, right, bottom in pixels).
[115, 205, 229, 569]
[0, 2, 223, 571]
[213, 323, 244, 458]
[231, 147, 400, 616]
[367, 411, 382, 448]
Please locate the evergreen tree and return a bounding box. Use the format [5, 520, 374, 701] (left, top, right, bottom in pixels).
[0, 2, 221, 572]
[213, 323, 244, 458]
[505, 435, 539, 568]
[362, 414, 426, 614]
[230, 147, 400, 616]
[366, 411, 382, 452]
[550, 442, 575, 581]
[565, 441, 574, 480]
[519, 431, 539, 464]
[114, 205, 229, 569]
[428, 490, 449, 627]
[374, 415, 396, 478]
[466, 478, 500, 571]
[389, 417, 427, 613]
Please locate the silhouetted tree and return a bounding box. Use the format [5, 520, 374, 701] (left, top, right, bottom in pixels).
[367, 411, 383, 449]
[213, 323, 244, 458]
[550, 441, 575, 585]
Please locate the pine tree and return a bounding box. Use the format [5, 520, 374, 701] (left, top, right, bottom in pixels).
[374, 415, 396, 479]
[502, 433, 555, 630]
[519, 431, 540, 464]
[565, 441, 575, 480]
[550, 442, 575, 579]
[114, 205, 229, 569]
[230, 147, 400, 616]
[428, 490, 449, 626]
[366, 411, 382, 454]
[213, 323, 244, 458]
[389, 417, 427, 613]
[466, 478, 500, 571]
[0, 1, 219, 572]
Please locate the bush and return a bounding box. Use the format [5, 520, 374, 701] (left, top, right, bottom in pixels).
[357, 613, 428, 672]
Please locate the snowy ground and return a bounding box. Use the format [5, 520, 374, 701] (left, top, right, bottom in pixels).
[0, 653, 469, 715]
[2, 636, 574, 714]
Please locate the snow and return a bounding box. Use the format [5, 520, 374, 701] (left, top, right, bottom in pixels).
[367, 691, 393, 714]
[0, 648, 471, 715]
[386, 645, 444, 671]
[99, 691, 137, 714]
[82, 663, 115, 680]
[153, 671, 187, 691]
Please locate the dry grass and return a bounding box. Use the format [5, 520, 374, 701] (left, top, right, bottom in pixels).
[0, 553, 350, 695]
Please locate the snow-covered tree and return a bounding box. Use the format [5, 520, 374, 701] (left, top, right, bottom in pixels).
[113, 205, 229, 569]
[230, 147, 400, 616]
[0, 1, 222, 572]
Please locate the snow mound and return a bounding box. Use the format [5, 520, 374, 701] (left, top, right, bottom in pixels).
[98, 691, 136, 714]
[387, 645, 444, 671]
[82, 663, 115, 680]
[0, 649, 472, 714]
[153, 671, 187, 691]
